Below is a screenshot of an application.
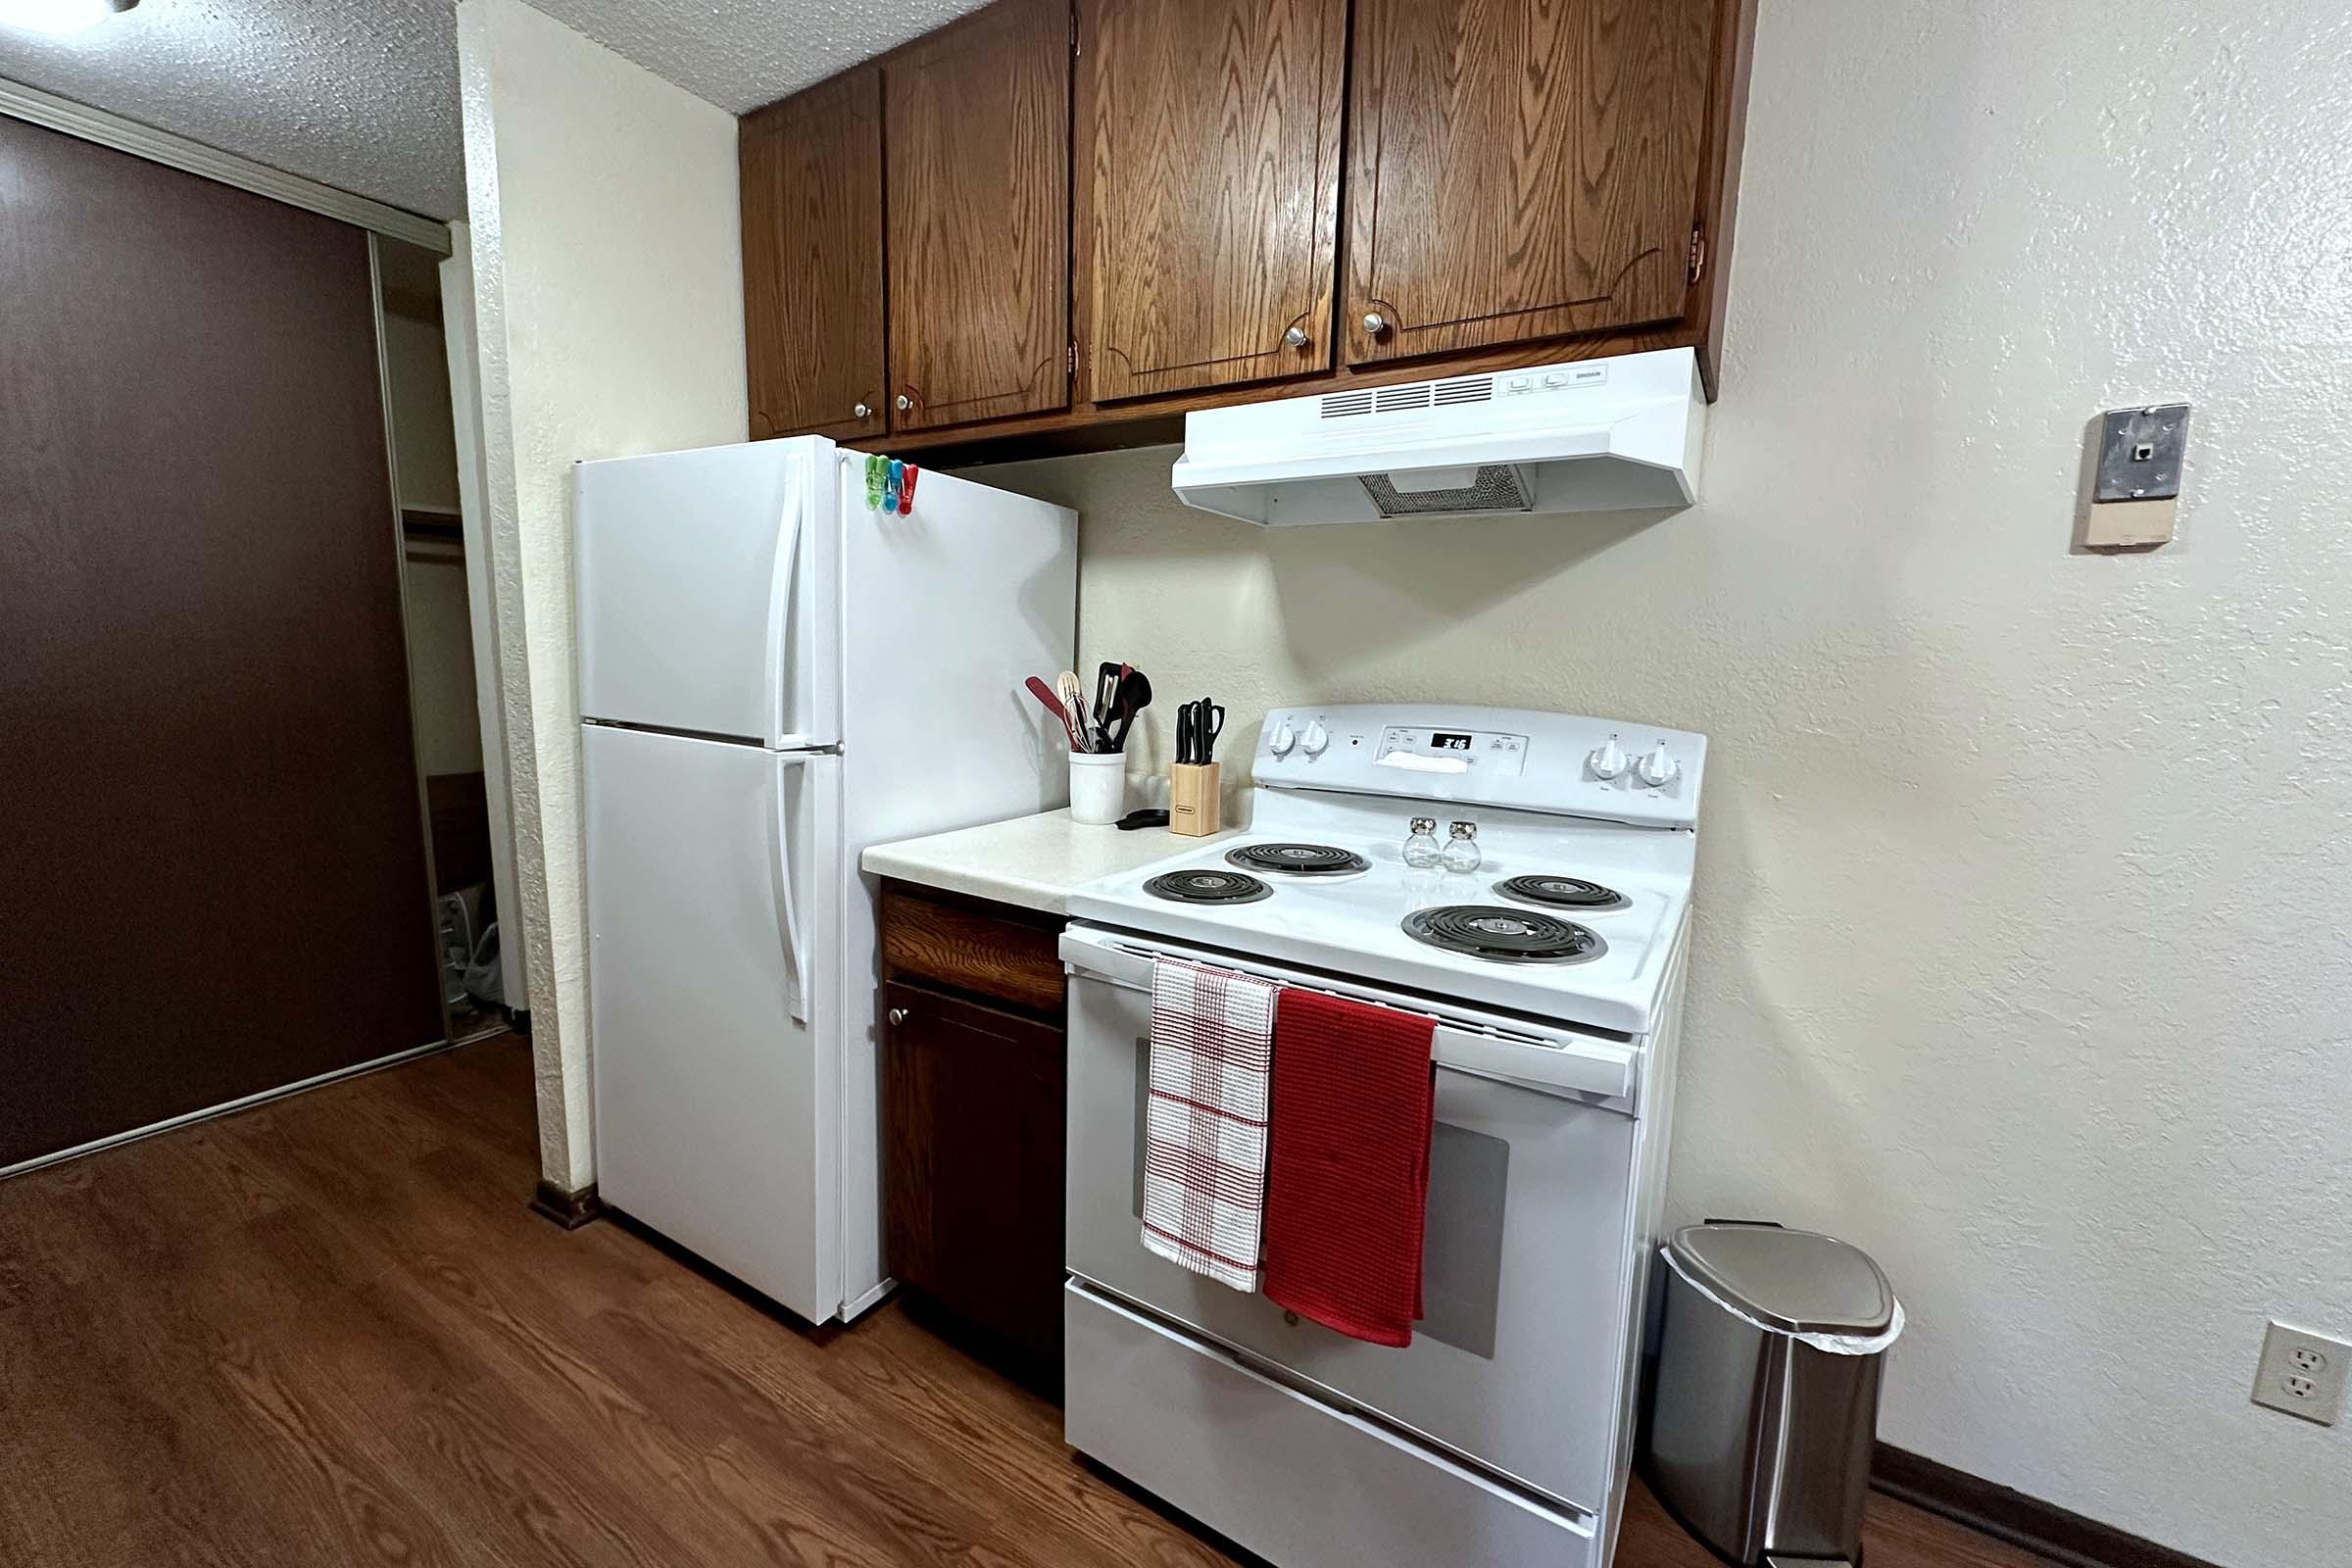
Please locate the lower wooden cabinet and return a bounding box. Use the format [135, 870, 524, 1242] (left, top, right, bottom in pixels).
[878, 882, 1067, 1381]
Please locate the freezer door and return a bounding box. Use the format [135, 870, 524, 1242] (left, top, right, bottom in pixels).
[584, 724, 845, 1321]
[575, 438, 842, 747]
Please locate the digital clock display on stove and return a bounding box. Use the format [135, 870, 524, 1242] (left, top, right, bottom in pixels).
[1430, 732, 1473, 751]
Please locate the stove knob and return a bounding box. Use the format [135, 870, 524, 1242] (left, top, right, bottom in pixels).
[1588, 736, 1627, 779]
[1301, 718, 1331, 758]
[1269, 718, 1298, 757]
[1636, 742, 1681, 788]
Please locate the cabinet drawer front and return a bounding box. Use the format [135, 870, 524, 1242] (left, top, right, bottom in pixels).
[741, 69, 887, 440]
[880, 886, 1065, 1013]
[1079, 0, 1347, 402]
[1346, 0, 1718, 365]
[885, 0, 1071, 431]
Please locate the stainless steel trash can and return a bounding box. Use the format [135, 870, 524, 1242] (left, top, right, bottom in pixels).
[1646, 1223, 1900, 1567]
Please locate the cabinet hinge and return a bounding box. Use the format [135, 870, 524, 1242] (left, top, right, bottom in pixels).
[1070, 8, 1080, 57]
[1067, 340, 1078, 379]
[1688, 222, 1708, 286]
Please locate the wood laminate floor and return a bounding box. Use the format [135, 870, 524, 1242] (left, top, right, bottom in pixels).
[0, 1036, 2045, 1568]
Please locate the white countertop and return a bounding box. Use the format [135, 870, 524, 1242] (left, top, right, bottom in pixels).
[861, 808, 1243, 915]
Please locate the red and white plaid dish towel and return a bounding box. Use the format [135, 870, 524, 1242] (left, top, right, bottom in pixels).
[1141, 956, 1279, 1292]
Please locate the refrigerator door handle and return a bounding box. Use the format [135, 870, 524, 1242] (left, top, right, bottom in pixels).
[768, 752, 815, 1022]
[762, 456, 808, 749]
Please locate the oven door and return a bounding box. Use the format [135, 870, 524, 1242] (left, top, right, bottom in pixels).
[1062, 925, 1644, 1517]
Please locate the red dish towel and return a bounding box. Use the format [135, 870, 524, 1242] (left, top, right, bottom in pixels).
[1261, 988, 1438, 1348]
[1141, 956, 1280, 1292]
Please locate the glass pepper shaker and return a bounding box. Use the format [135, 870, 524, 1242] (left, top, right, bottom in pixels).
[1440, 819, 1483, 874]
[1401, 816, 1443, 868]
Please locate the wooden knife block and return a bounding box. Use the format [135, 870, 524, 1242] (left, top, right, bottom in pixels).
[1168, 762, 1221, 837]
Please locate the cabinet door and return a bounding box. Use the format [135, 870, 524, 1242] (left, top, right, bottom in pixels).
[1076, 0, 1346, 402]
[882, 981, 1066, 1367]
[1345, 0, 1718, 366]
[884, 0, 1072, 431]
[740, 69, 887, 440]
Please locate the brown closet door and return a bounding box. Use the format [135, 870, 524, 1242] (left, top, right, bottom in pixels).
[0, 119, 443, 1169]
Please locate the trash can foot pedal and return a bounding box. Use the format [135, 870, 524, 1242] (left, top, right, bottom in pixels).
[1763, 1555, 1854, 1567]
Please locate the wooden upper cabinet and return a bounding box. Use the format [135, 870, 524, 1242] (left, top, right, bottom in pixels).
[740, 68, 887, 441]
[884, 0, 1072, 432]
[1075, 0, 1347, 403]
[1345, 0, 1719, 367]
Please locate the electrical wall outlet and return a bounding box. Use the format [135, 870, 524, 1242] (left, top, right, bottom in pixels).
[2252, 1321, 2349, 1426]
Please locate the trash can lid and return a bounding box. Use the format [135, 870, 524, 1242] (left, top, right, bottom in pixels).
[1667, 1224, 1895, 1336]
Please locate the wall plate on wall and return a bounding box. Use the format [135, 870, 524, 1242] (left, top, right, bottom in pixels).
[2094, 404, 2189, 502]
[2082, 402, 2191, 548]
[2252, 1320, 2348, 1426]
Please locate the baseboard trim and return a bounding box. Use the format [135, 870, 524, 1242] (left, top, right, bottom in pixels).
[1873, 1445, 2223, 1568]
[530, 1179, 603, 1230]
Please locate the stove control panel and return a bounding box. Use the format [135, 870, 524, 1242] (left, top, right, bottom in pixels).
[1373, 723, 1531, 778]
[1255, 704, 1704, 827]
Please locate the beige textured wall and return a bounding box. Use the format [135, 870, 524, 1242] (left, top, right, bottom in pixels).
[970, 2, 2352, 1560]
[457, 0, 747, 1192]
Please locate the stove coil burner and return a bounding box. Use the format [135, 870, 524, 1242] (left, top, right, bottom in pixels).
[1494, 874, 1630, 911]
[1401, 906, 1605, 964]
[1225, 843, 1372, 878]
[1145, 869, 1273, 906]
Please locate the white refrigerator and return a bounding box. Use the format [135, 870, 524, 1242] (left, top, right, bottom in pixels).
[575, 436, 1075, 1325]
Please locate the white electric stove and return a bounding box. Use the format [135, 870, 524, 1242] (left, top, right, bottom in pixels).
[1059, 703, 1704, 1568]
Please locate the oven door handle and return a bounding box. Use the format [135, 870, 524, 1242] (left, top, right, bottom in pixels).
[1063, 932, 1637, 1106]
[1432, 1026, 1635, 1104]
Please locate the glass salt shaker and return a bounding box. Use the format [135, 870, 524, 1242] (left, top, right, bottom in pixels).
[1402, 816, 1444, 868]
[1440, 820, 1483, 874]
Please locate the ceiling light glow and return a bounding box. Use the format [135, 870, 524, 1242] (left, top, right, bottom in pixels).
[0, 0, 137, 37]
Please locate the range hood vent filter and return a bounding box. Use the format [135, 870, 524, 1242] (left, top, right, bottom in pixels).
[1359, 465, 1533, 517]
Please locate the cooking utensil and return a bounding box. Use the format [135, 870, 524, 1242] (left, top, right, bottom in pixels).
[1095, 662, 1123, 742]
[1056, 671, 1096, 753]
[1111, 667, 1152, 751]
[1026, 675, 1087, 753]
[1095, 662, 1152, 753]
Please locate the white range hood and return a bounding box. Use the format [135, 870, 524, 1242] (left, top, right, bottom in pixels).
[1170, 346, 1705, 526]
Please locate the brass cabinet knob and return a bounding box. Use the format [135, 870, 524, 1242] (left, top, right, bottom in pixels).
[895, 394, 913, 413]
[1283, 325, 1310, 349]
[855, 402, 871, 419]
[1361, 312, 1390, 337]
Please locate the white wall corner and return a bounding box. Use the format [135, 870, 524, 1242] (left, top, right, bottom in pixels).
[453, 0, 748, 1198]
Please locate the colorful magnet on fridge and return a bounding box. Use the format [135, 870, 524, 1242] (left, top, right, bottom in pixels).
[863, 453, 886, 511]
[884, 459, 906, 514]
[898, 464, 919, 516]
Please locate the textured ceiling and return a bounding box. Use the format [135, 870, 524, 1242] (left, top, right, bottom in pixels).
[0, 0, 986, 222]
[531, 0, 989, 114]
[0, 0, 466, 217]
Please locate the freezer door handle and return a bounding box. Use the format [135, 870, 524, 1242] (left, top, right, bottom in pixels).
[769, 753, 817, 1022]
[762, 458, 808, 749]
